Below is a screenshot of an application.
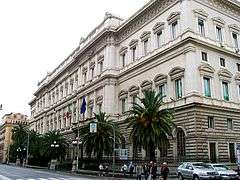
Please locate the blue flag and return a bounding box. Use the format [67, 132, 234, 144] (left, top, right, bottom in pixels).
[80, 97, 86, 114]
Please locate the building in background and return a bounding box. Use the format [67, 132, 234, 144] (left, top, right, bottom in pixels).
[0, 113, 28, 163]
[29, 0, 240, 162]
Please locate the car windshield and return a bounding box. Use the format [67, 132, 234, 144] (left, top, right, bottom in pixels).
[213, 165, 229, 171]
[193, 163, 213, 169]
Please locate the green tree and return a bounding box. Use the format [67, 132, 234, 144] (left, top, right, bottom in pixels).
[80, 112, 121, 162]
[42, 131, 67, 160]
[126, 90, 174, 161]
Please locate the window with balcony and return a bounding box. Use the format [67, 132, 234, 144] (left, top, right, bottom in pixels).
[203, 77, 211, 97]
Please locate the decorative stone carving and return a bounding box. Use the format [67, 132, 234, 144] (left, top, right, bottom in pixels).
[193, 9, 209, 19]
[119, 90, 128, 99]
[218, 68, 233, 81]
[140, 80, 152, 91]
[82, 66, 88, 73]
[212, 17, 225, 26]
[199, 63, 215, 77]
[154, 74, 168, 85]
[152, 22, 165, 34]
[140, 31, 151, 41]
[96, 95, 103, 104]
[129, 85, 140, 96]
[167, 11, 181, 24]
[89, 61, 95, 69]
[88, 99, 94, 107]
[97, 55, 104, 62]
[119, 46, 128, 55]
[129, 39, 139, 48]
[229, 24, 240, 33]
[169, 67, 185, 80]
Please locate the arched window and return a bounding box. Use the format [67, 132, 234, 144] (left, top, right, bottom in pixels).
[177, 128, 186, 157]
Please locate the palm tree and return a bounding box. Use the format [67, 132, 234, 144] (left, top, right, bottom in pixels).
[80, 112, 121, 162]
[126, 90, 174, 161]
[11, 124, 28, 147]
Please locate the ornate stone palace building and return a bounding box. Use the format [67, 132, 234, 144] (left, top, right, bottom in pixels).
[29, 0, 240, 162]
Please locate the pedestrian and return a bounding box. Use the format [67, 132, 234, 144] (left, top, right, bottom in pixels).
[99, 163, 104, 176]
[129, 161, 134, 177]
[148, 161, 153, 180]
[152, 162, 157, 180]
[136, 163, 143, 180]
[104, 164, 109, 176]
[121, 163, 128, 177]
[160, 162, 169, 180]
[143, 163, 149, 180]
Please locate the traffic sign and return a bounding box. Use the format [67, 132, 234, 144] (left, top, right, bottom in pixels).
[89, 122, 97, 133]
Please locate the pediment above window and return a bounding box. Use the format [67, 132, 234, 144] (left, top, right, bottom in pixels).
[218, 68, 233, 80]
[89, 61, 95, 69]
[96, 95, 103, 104]
[97, 55, 104, 62]
[129, 39, 139, 48]
[128, 85, 140, 96]
[119, 46, 128, 55]
[88, 99, 94, 107]
[212, 17, 225, 26]
[229, 24, 240, 33]
[154, 74, 167, 85]
[119, 90, 128, 99]
[82, 66, 88, 73]
[193, 9, 209, 19]
[167, 12, 181, 24]
[152, 22, 165, 34]
[169, 67, 185, 80]
[140, 31, 151, 41]
[199, 63, 215, 77]
[140, 80, 152, 91]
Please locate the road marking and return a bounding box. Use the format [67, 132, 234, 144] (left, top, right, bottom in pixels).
[48, 178, 59, 180]
[0, 174, 11, 180]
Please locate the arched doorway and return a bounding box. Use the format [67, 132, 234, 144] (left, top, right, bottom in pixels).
[177, 128, 186, 158]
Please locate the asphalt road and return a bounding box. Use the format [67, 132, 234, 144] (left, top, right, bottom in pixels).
[0, 165, 101, 180]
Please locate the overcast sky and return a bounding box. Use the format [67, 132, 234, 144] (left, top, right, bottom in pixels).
[0, 0, 149, 120]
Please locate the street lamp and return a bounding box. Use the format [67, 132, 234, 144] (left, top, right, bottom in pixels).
[16, 147, 22, 166]
[49, 141, 59, 170]
[89, 121, 116, 177]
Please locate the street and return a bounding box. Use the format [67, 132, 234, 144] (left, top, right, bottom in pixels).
[0, 164, 178, 180]
[0, 165, 99, 180]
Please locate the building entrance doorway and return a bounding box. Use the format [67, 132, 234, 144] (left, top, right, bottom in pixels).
[209, 142, 217, 163]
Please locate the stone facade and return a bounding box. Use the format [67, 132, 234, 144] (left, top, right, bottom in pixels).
[0, 113, 28, 163]
[29, 0, 240, 162]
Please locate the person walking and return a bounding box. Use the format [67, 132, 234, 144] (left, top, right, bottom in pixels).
[129, 161, 134, 177]
[99, 163, 104, 176]
[143, 163, 149, 180]
[136, 163, 143, 180]
[152, 162, 158, 180]
[160, 162, 169, 180]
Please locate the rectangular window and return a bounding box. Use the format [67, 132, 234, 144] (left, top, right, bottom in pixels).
[91, 68, 94, 79]
[143, 39, 148, 55]
[238, 85, 240, 96]
[237, 63, 240, 72]
[220, 58, 225, 67]
[202, 52, 208, 61]
[99, 61, 103, 73]
[132, 95, 137, 107]
[157, 31, 162, 48]
[232, 33, 239, 49]
[203, 77, 211, 97]
[159, 84, 166, 101]
[172, 21, 178, 39]
[83, 72, 87, 84]
[227, 118, 233, 130]
[122, 53, 126, 67]
[175, 79, 182, 99]
[216, 26, 223, 42]
[122, 98, 127, 113]
[198, 18, 205, 36]
[222, 82, 229, 101]
[208, 116, 215, 129]
[132, 47, 136, 61]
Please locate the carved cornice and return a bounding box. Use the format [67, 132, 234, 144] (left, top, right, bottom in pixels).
[167, 11, 181, 24]
[153, 22, 165, 34]
[229, 24, 240, 33]
[218, 68, 233, 80]
[140, 31, 151, 41]
[96, 95, 103, 104]
[154, 74, 168, 85]
[119, 46, 128, 54]
[129, 39, 139, 48]
[193, 9, 209, 19]
[212, 16, 225, 26]
[97, 54, 104, 62]
[116, 0, 179, 42]
[119, 90, 128, 99]
[140, 80, 152, 90]
[128, 85, 140, 96]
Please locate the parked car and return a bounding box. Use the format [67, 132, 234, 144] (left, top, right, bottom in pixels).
[209, 164, 239, 180]
[177, 162, 220, 180]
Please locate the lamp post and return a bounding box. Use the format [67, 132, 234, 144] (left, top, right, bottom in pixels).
[50, 141, 59, 170]
[89, 121, 116, 177]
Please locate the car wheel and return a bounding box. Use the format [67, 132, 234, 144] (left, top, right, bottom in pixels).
[178, 173, 184, 180]
[193, 175, 200, 180]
